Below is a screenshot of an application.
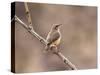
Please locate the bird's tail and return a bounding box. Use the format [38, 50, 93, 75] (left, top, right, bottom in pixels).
[45, 45, 49, 51]
[44, 42, 51, 53]
[42, 45, 49, 53]
[44, 42, 53, 53]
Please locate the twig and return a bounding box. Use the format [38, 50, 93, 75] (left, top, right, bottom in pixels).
[14, 15, 47, 44]
[24, 2, 33, 29]
[12, 15, 77, 70]
[55, 52, 77, 70]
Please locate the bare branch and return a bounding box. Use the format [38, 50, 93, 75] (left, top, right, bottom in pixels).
[24, 2, 33, 28]
[55, 52, 77, 70]
[15, 15, 47, 44]
[12, 15, 77, 70]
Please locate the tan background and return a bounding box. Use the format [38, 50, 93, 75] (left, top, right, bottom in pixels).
[15, 2, 97, 73]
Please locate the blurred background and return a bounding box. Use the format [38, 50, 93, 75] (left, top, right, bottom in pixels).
[15, 2, 97, 73]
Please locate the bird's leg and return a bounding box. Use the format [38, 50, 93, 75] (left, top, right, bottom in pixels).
[50, 45, 59, 54]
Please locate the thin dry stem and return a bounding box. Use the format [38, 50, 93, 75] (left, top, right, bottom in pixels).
[24, 2, 33, 28]
[56, 52, 77, 70]
[14, 15, 47, 44]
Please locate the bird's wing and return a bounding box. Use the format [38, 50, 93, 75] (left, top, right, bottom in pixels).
[47, 31, 60, 45]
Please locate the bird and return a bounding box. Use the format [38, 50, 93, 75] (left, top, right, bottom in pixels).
[45, 24, 62, 51]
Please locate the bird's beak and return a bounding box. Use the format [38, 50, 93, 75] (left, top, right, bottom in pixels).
[57, 24, 62, 27]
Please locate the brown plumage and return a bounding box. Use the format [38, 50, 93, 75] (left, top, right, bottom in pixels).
[45, 24, 62, 51]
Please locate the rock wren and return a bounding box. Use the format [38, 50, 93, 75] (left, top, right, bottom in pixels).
[45, 24, 62, 51]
